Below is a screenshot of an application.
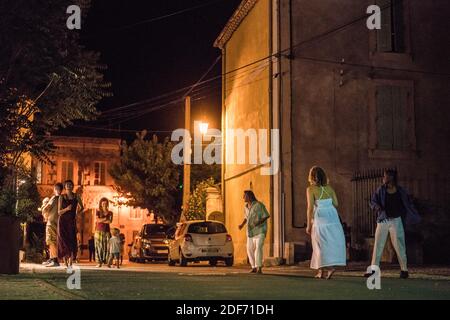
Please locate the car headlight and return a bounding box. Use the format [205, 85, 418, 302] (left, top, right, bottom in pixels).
[142, 239, 152, 248]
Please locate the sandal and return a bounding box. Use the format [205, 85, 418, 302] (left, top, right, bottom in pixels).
[326, 269, 336, 280]
[314, 270, 323, 279]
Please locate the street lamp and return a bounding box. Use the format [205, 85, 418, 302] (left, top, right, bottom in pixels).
[199, 121, 209, 135]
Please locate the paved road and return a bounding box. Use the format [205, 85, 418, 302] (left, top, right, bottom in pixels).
[1, 261, 449, 300]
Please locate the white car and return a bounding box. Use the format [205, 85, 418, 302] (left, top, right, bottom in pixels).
[167, 220, 234, 267]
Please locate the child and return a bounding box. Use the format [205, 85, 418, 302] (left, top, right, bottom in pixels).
[107, 228, 121, 269]
[88, 235, 95, 262]
[119, 233, 125, 266]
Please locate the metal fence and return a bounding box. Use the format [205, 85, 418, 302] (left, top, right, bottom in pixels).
[351, 168, 397, 240]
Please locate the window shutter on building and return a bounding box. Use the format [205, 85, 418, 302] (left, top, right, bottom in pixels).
[392, 0, 405, 52]
[62, 161, 74, 181]
[100, 162, 106, 185]
[376, 86, 394, 149]
[94, 162, 106, 185]
[392, 86, 409, 150]
[377, 0, 393, 52]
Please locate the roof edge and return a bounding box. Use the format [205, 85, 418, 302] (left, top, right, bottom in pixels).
[213, 0, 259, 49]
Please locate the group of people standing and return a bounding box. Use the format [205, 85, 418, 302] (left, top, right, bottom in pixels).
[41, 181, 124, 269]
[41, 180, 84, 268]
[240, 166, 420, 279]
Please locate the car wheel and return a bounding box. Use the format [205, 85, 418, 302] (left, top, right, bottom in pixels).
[138, 249, 146, 263]
[179, 249, 188, 267]
[209, 259, 218, 267]
[225, 257, 234, 267]
[168, 253, 176, 266]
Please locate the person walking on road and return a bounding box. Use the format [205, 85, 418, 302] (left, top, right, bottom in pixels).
[238, 190, 270, 274]
[306, 166, 346, 279]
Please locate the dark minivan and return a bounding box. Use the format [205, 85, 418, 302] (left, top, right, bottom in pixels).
[129, 224, 173, 262]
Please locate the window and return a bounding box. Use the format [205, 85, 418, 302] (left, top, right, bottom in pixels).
[376, 85, 409, 150]
[47, 163, 57, 185]
[369, 80, 416, 158]
[376, 0, 405, 53]
[129, 207, 142, 220]
[143, 224, 170, 237]
[187, 222, 227, 234]
[61, 161, 74, 182]
[35, 161, 43, 184]
[94, 162, 106, 185]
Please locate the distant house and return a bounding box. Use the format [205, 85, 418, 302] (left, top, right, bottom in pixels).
[215, 0, 450, 264]
[33, 136, 152, 259]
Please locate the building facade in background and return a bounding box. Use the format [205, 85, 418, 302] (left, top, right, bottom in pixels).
[215, 0, 450, 264]
[33, 136, 151, 259]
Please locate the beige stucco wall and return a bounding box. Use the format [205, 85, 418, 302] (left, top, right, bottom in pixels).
[222, 0, 272, 264]
[35, 136, 151, 260]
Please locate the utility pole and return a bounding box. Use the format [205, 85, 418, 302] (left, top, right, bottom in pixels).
[181, 96, 191, 221]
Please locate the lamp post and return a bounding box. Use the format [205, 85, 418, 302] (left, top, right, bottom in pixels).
[182, 97, 191, 221]
[181, 95, 209, 221]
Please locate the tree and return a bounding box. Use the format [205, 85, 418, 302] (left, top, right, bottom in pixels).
[185, 177, 218, 221]
[109, 131, 180, 224]
[0, 0, 111, 168]
[190, 164, 221, 191]
[0, 0, 111, 220]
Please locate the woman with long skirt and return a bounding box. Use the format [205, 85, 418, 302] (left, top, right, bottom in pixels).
[58, 180, 84, 269]
[95, 197, 113, 267]
[306, 166, 346, 279]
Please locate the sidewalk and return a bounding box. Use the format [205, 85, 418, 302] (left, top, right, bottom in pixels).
[261, 261, 450, 281]
[17, 260, 450, 281]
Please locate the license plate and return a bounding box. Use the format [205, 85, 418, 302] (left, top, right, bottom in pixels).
[157, 250, 168, 254]
[202, 248, 219, 253]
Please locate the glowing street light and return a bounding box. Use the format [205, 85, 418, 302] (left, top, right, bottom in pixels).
[199, 121, 209, 135]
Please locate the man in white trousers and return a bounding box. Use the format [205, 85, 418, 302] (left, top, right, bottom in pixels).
[238, 190, 270, 274]
[366, 169, 421, 279]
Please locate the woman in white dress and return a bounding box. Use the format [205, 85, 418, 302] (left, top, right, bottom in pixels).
[306, 166, 346, 279]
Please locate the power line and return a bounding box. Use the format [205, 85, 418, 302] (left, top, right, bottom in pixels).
[83, 0, 450, 132]
[293, 55, 450, 77]
[183, 55, 222, 98]
[85, 0, 228, 38]
[72, 124, 174, 134]
[100, 58, 271, 119]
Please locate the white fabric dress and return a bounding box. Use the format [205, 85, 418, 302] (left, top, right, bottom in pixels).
[310, 187, 347, 270]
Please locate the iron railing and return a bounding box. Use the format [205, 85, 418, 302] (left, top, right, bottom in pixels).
[351, 168, 397, 240]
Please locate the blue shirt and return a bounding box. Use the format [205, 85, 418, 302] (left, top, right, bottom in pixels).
[370, 185, 421, 225]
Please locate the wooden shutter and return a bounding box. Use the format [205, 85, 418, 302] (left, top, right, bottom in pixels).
[100, 162, 106, 185]
[392, 86, 408, 150]
[376, 86, 394, 149]
[392, 0, 405, 52]
[67, 161, 74, 181]
[377, 0, 393, 52]
[62, 161, 67, 181]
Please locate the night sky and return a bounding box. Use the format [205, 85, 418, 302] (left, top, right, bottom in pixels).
[68, 0, 242, 140]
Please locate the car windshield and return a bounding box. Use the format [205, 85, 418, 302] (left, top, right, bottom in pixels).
[187, 222, 227, 234]
[143, 224, 170, 237]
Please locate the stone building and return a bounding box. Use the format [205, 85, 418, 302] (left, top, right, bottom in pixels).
[34, 136, 151, 259]
[215, 0, 450, 264]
